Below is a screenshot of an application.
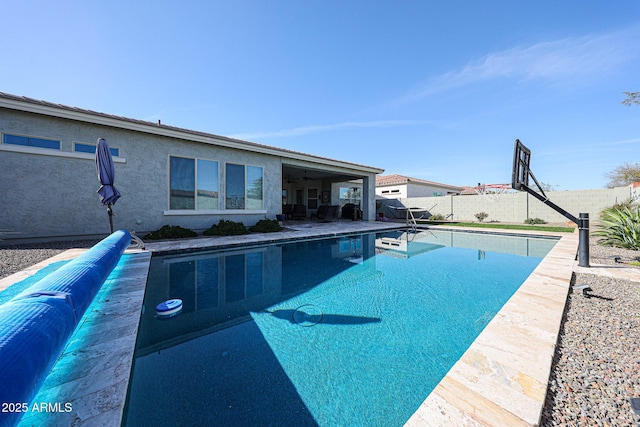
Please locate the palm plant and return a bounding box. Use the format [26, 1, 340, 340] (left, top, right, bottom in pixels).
[594, 206, 640, 250]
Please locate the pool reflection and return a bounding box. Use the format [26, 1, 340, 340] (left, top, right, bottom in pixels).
[134, 234, 379, 356]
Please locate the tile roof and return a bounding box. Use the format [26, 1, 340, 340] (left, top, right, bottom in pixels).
[376, 174, 463, 190]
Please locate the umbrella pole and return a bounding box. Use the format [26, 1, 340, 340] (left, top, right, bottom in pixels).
[107, 203, 114, 234]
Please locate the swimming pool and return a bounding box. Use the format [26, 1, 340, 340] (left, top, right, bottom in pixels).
[123, 229, 557, 426]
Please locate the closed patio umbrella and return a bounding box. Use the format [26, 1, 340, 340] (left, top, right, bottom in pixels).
[96, 137, 121, 234]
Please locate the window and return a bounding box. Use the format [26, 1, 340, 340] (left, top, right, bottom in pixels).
[3, 133, 60, 150]
[308, 188, 318, 209]
[74, 142, 119, 157]
[225, 164, 263, 210]
[197, 160, 219, 209]
[247, 166, 263, 209]
[169, 156, 219, 210]
[339, 187, 361, 206]
[225, 164, 245, 209]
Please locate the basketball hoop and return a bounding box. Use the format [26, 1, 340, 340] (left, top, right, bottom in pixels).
[511, 139, 589, 267]
[475, 183, 510, 203]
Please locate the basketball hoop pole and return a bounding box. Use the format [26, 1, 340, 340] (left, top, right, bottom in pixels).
[518, 185, 589, 267]
[512, 139, 589, 267]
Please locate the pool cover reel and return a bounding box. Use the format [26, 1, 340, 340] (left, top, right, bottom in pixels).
[0, 230, 130, 427]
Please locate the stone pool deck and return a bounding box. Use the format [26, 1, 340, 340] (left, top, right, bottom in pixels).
[3, 221, 628, 426]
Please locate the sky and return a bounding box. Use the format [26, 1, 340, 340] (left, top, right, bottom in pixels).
[3, 0, 640, 190]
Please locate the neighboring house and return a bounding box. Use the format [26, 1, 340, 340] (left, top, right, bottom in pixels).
[0, 93, 383, 243]
[375, 174, 463, 199]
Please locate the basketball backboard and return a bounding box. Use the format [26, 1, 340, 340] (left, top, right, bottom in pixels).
[509, 138, 589, 266]
[511, 139, 531, 191]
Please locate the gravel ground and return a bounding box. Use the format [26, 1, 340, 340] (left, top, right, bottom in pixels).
[0, 240, 98, 280]
[541, 238, 640, 426]
[1, 236, 639, 425]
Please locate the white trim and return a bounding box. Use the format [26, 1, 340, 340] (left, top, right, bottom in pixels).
[163, 209, 267, 216]
[0, 144, 126, 163]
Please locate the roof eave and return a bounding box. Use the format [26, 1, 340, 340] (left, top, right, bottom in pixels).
[0, 94, 384, 175]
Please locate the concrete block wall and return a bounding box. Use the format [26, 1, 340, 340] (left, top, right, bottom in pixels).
[397, 185, 635, 224]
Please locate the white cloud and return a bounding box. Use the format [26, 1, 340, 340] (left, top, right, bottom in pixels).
[229, 119, 430, 140]
[398, 25, 640, 103]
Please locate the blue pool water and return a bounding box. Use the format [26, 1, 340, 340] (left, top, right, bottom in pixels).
[123, 230, 557, 426]
[0, 260, 69, 305]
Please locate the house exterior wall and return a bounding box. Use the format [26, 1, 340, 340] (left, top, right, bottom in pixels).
[376, 185, 406, 199]
[1, 106, 382, 243]
[0, 110, 273, 241]
[377, 183, 461, 199]
[406, 183, 459, 198]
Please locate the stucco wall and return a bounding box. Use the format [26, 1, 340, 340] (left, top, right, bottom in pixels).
[377, 183, 461, 199]
[1, 108, 381, 242]
[376, 185, 406, 199]
[0, 110, 280, 241]
[406, 184, 458, 198]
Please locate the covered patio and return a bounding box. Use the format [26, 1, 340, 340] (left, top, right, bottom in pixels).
[281, 162, 379, 222]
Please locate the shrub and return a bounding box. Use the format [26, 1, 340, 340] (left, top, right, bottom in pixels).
[524, 217, 547, 225]
[144, 225, 197, 240]
[604, 198, 636, 215]
[203, 219, 250, 236]
[249, 219, 283, 233]
[593, 206, 640, 250]
[474, 212, 489, 222]
[429, 214, 445, 221]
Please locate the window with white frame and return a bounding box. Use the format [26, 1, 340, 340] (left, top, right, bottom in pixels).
[225, 163, 263, 210]
[169, 156, 219, 210]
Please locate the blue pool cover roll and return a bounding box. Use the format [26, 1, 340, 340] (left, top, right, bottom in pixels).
[0, 230, 131, 427]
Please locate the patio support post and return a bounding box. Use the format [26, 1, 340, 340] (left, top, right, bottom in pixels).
[362, 175, 376, 221]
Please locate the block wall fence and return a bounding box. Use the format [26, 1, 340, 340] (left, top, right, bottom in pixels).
[395, 186, 636, 224]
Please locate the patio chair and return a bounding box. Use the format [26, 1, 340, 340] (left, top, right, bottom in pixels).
[292, 204, 306, 220]
[283, 204, 294, 220]
[321, 205, 339, 222]
[313, 205, 338, 222]
[312, 204, 329, 220]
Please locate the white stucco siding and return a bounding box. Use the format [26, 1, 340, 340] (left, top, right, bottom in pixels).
[406, 184, 449, 198]
[376, 183, 459, 199]
[376, 185, 406, 199]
